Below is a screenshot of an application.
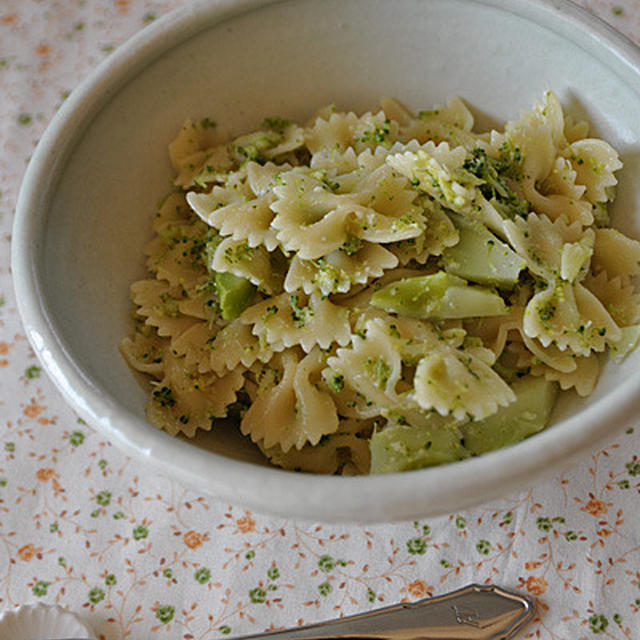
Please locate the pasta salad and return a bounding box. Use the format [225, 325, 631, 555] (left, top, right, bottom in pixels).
[121, 92, 640, 474]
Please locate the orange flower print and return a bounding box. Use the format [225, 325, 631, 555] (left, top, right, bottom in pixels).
[235, 514, 256, 534]
[581, 498, 608, 518]
[36, 468, 55, 482]
[183, 530, 203, 550]
[18, 544, 37, 561]
[406, 579, 430, 598]
[0, 342, 10, 367]
[35, 44, 51, 57]
[524, 575, 548, 596]
[24, 402, 45, 419]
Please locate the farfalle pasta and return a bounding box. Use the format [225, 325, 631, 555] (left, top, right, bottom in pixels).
[122, 91, 640, 475]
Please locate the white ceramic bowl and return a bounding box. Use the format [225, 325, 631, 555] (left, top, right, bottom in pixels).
[12, 0, 640, 522]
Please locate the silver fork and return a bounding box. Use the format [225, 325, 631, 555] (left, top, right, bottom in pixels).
[55, 583, 534, 640]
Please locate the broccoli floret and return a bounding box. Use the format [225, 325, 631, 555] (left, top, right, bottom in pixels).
[463, 148, 527, 219]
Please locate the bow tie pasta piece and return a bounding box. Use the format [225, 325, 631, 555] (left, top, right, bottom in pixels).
[168, 118, 232, 188]
[207, 319, 274, 376]
[380, 95, 479, 150]
[506, 91, 565, 188]
[591, 228, 640, 280]
[412, 344, 515, 422]
[387, 144, 474, 208]
[231, 119, 305, 164]
[284, 242, 398, 296]
[563, 138, 622, 205]
[541, 156, 586, 203]
[120, 329, 167, 378]
[327, 314, 513, 422]
[152, 191, 194, 233]
[240, 349, 339, 452]
[130, 280, 200, 339]
[305, 109, 400, 155]
[503, 212, 592, 283]
[388, 196, 459, 265]
[524, 280, 620, 355]
[145, 218, 210, 289]
[169, 321, 217, 373]
[246, 161, 293, 195]
[387, 145, 505, 233]
[514, 341, 600, 397]
[503, 91, 619, 225]
[187, 180, 280, 252]
[258, 417, 374, 474]
[270, 168, 423, 259]
[309, 145, 360, 175]
[503, 212, 620, 354]
[584, 271, 640, 327]
[325, 319, 405, 417]
[146, 357, 245, 438]
[210, 238, 283, 295]
[519, 331, 580, 374]
[168, 118, 226, 171]
[241, 293, 351, 353]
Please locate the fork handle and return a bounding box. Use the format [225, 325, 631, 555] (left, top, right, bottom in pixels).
[232, 583, 534, 640]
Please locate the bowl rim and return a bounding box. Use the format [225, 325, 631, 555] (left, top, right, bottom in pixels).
[11, 0, 640, 522]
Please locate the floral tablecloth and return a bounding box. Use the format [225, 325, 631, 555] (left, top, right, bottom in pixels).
[1, 1, 640, 638]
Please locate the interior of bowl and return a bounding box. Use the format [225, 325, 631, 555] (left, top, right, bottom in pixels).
[15, 0, 640, 520]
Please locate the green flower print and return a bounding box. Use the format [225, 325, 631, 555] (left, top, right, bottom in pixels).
[69, 431, 84, 446]
[249, 587, 266, 603]
[588, 613, 609, 633]
[132, 524, 148, 540]
[536, 517, 553, 532]
[318, 555, 336, 572]
[25, 365, 41, 379]
[407, 537, 427, 555]
[95, 490, 111, 507]
[625, 459, 640, 476]
[194, 567, 211, 584]
[88, 587, 105, 604]
[32, 580, 49, 597]
[318, 582, 332, 596]
[155, 605, 175, 624]
[105, 574, 117, 586]
[476, 540, 491, 555]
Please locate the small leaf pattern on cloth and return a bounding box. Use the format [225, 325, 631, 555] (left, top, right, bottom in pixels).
[1, 1, 640, 639]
